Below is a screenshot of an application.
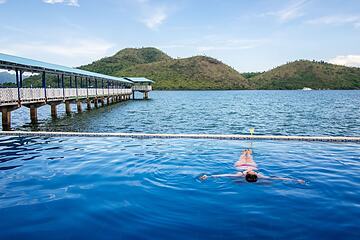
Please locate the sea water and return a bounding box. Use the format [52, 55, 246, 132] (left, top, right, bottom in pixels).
[10, 90, 360, 136]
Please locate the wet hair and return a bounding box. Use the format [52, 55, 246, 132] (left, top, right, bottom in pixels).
[245, 173, 258, 182]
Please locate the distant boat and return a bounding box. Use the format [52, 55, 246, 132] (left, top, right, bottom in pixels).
[302, 87, 312, 91]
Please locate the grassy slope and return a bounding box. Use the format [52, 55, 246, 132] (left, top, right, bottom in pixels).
[249, 60, 360, 90]
[118, 56, 250, 90]
[80, 47, 172, 75]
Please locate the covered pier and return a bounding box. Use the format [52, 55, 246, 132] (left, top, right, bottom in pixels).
[124, 77, 154, 100]
[0, 53, 153, 130]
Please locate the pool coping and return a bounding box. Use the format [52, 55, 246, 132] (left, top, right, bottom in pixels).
[0, 131, 360, 142]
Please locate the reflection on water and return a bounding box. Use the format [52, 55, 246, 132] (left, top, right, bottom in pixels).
[0, 136, 359, 239]
[6, 90, 360, 136]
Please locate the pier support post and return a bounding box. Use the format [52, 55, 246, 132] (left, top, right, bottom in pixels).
[51, 104, 57, 118]
[101, 98, 105, 107]
[48, 101, 62, 118]
[144, 92, 149, 100]
[23, 103, 45, 124]
[65, 101, 71, 115]
[2, 110, 11, 131]
[1, 105, 20, 130]
[77, 100, 82, 113]
[107, 97, 110, 105]
[87, 99, 91, 110]
[94, 98, 98, 108]
[30, 106, 38, 123]
[0, 105, 19, 131]
[132, 91, 135, 100]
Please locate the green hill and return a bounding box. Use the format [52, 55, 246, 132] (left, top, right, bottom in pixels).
[249, 60, 360, 90]
[80, 47, 172, 75]
[81, 47, 249, 89]
[23, 48, 360, 90]
[118, 56, 250, 90]
[0, 72, 15, 84]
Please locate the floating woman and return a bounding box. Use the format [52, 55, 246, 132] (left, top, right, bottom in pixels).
[199, 149, 305, 184]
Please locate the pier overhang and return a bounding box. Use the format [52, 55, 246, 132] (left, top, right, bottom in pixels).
[124, 77, 154, 99]
[0, 53, 133, 86]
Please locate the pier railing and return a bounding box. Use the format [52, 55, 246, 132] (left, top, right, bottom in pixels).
[0, 88, 133, 105]
[132, 85, 152, 91]
[0, 53, 155, 130]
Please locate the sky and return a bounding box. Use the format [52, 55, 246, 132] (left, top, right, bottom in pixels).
[0, 0, 359, 72]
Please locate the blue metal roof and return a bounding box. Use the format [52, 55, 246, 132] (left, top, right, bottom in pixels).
[0, 52, 132, 84]
[124, 77, 154, 83]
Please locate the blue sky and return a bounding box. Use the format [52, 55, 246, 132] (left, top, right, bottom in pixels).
[0, 0, 359, 72]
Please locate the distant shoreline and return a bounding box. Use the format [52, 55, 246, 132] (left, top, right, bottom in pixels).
[151, 89, 360, 91]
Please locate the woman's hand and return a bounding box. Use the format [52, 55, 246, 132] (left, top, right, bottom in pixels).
[199, 174, 208, 180]
[297, 179, 305, 184]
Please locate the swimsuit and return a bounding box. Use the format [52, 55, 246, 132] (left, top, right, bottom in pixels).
[237, 163, 256, 167]
[236, 163, 258, 171]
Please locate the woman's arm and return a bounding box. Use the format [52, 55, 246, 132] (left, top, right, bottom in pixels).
[212, 173, 244, 178]
[200, 172, 243, 180]
[260, 175, 305, 184]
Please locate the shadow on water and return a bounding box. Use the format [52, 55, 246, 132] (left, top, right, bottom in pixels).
[0, 165, 21, 171]
[0, 136, 56, 170]
[18, 100, 134, 132]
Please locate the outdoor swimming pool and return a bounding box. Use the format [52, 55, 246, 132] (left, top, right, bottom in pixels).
[0, 136, 359, 239]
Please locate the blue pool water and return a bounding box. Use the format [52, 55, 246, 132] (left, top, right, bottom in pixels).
[0, 136, 360, 239]
[1, 90, 360, 239]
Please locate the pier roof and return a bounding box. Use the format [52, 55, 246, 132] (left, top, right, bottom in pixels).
[124, 77, 154, 83]
[0, 52, 132, 84]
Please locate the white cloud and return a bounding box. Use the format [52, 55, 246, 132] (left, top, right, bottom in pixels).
[0, 38, 114, 67]
[141, 7, 167, 30]
[134, 0, 172, 30]
[0, 69, 37, 77]
[329, 55, 360, 68]
[265, 0, 308, 21]
[0, 0, 7, 4]
[43, 0, 79, 7]
[306, 15, 360, 28]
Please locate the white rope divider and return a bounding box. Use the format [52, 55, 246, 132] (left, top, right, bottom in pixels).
[0, 131, 359, 142]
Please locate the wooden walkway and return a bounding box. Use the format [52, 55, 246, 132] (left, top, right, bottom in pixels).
[0, 53, 154, 130]
[1, 131, 359, 142]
